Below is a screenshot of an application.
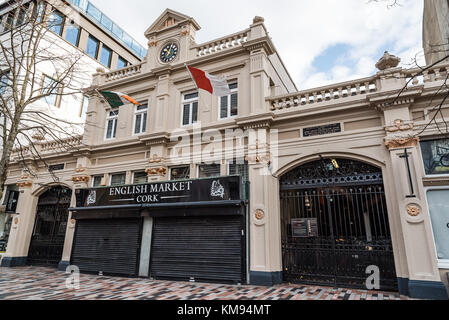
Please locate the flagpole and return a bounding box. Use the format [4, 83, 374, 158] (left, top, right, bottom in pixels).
[185, 63, 199, 90]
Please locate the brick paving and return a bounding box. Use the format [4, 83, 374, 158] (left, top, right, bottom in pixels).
[0, 267, 410, 300]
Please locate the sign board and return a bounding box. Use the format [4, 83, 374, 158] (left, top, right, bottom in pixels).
[303, 123, 341, 137]
[75, 176, 242, 208]
[292, 218, 319, 238]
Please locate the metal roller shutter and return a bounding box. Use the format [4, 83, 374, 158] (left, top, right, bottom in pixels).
[150, 216, 244, 284]
[71, 219, 142, 276]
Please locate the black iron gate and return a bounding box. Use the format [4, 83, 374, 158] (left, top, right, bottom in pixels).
[27, 187, 72, 266]
[280, 158, 397, 291]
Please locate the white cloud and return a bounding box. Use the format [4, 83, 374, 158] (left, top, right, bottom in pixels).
[89, 0, 424, 90]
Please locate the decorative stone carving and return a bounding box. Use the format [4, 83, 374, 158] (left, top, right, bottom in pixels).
[375, 51, 401, 71]
[255, 209, 265, 220]
[70, 219, 76, 225]
[71, 176, 90, 183]
[148, 40, 158, 47]
[385, 137, 419, 150]
[386, 119, 414, 133]
[146, 167, 167, 176]
[75, 165, 87, 173]
[246, 139, 272, 165]
[96, 67, 105, 74]
[17, 181, 32, 188]
[253, 16, 265, 24]
[180, 29, 190, 36]
[407, 205, 421, 217]
[148, 154, 165, 164]
[14, 217, 19, 225]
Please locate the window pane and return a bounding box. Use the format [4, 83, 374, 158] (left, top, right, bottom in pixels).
[170, 166, 190, 180]
[65, 24, 80, 46]
[106, 119, 113, 139]
[182, 104, 190, 126]
[48, 10, 64, 36]
[80, 95, 89, 119]
[229, 83, 238, 90]
[93, 176, 103, 187]
[100, 14, 112, 31]
[42, 76, 59, 106]
[198, 164, 221, 178]
[420, 139, 449, 175]
[220, 96, 228, 119]
[110, 173, 126, 186]
[184, 92, 198, 100]
[86, 2, 101, 21]
[117, 56, 127, 69]
[86, 35, 99, 59]
[192, 102, 198, 123]
[100, 45, 112, 67]
[427, 190, 449, 260]
[142, 112, 147, 133]
[133, 172, 147, 184]
[112, 118, 117, 138]
[229, 161, 249, 183]
[134, 114, 142, 134]
[32, 2, 46, 22]
[0, 72, 9, 95]
[231, 93, 238, 116]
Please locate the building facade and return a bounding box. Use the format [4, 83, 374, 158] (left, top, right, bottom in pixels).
[0, 0, 144, 253]
[1, 8, 449, 300]
[423, 0, 449, 65]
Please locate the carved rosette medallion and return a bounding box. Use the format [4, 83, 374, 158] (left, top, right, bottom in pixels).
[255, 210, 265, 220]
[407, 205, 421, 217]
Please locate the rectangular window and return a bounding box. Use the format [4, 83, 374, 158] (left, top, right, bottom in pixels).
[198, 164, 221, 178]
[86, 35, 100, 59]
[219, 83, 238, 119]
[110, 173, 126, 186]
[170, 166, 190, 181]
[16, 4, 30, 26]
[105, 110, 118, 140]
[41, 75, 61, 107]
[0, 71, 10, 95]
[117, 56, 127, 69]
[79, 95, 89, 119]
[32, 1, 46, 22]
[100, 45, 112, 68]
[2, 12, 14, 32]
[134, 104, 148, 135]
[133, 171, 147, 184]
[229, 160, 249, 183]
[65, 24, 81, 47]
[420, 139, 449, 175]
[48, 9, 64, 36]
[92, 175, 103, 187]
[427, 190, 449, 261]
[182, 92, 199, 126]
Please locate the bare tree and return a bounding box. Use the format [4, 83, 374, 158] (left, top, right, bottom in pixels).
[0, 0, 92, 200]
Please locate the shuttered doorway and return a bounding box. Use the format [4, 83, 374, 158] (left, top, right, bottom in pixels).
[71, 219, 142, 276]
[150, 216, 245, 284]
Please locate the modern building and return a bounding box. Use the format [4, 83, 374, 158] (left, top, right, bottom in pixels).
[0, 0, 144, 254]
[423, 0, 449, 65]
[1, 7, 449, 300]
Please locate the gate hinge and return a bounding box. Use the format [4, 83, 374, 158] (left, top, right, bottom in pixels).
[241, 229, 245, 236]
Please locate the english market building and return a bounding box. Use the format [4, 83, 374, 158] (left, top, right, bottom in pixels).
[1, 9, 449, 300]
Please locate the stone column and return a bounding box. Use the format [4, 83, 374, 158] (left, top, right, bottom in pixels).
[1, 180, 37, 267]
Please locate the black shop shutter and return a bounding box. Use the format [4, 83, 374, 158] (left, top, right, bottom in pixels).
[150, 216, 244, 284]
[71, 219, 142, 276]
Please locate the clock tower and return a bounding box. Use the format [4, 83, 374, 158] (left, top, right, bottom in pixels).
[144, 9, 201, 70]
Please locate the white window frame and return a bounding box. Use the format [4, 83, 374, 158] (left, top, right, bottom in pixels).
[424, 186, 449, 269]
[419, 137, 449, 178]
[218, 82, 238, 120]
[91, 175, 104, 187]
[109, 172, 126, 186]
[132, 171, 148, 184]
[181, 91, 199, 127]
[132, 103, 148, 136]
[105, 109, 119, 140]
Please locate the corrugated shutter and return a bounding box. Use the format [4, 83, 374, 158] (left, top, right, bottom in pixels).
[71, 219, 142, 276]
[151, 216, 244, 284]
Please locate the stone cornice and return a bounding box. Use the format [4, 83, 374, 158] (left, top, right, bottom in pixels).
[368, 88, 422, 111]
[242, 36, 275, 55]
[236, 113, 274, 130]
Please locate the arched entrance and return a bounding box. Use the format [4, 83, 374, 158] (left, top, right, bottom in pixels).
[280, 158, 397, 291]
[27, 186, 72, 266]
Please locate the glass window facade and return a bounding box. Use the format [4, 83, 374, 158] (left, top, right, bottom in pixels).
[65, 24, 81, 46]
[117, 56, 127, 69]
[48, 10, 64, 36]
[100, 45, 112, 67]
[86, 35, 100, 59]
[41, 75, 60, 107]
[427, 190, 449, 261]
[67, 0, 146, 58]
[420, 139, 449, 175]
[0, 71, 9, 95]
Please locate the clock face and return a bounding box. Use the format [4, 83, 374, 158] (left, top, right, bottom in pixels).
[160, 42, 179, 63]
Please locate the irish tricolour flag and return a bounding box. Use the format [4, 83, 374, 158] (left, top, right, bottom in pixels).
[99, 91, 141, 108]
[187, 66, 231, 96]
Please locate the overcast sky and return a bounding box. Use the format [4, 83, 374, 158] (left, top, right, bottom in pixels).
[89, 0, 424, 90]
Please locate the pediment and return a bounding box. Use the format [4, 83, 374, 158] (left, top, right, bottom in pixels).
[144, 8, 200, 38]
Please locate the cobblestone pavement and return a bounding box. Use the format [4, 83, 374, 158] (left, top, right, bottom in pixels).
[0, 267, 409, 300]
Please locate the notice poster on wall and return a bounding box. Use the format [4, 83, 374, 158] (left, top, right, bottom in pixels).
[292, 218, 318, 238]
